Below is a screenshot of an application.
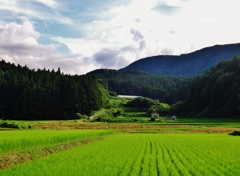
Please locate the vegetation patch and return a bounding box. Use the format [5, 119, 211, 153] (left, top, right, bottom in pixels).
[0, 60, 109, 120]
[0, 119, 33, 129]
[2, 134, 239, 175]
[229, 130, 240, 136]
[0, 130, 114, 156]
[0, 130, 113, 170]
[0, 136, 105, 170]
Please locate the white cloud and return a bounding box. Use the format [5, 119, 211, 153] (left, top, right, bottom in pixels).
[0, 20, 48, 56]
[1, 0, 240, 75]
[0, 20, 96, 74]
[48, 0, 214, 71]
[34, 0, 57, 8]
[0, 0, 72, 25]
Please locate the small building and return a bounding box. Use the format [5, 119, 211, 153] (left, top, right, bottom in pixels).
[151, 112, 159, 118]
[171, 115, 177, 120]
[150, 112, 159, 121]
[165, 115, 177, 120]
[118, 95, 143, 99]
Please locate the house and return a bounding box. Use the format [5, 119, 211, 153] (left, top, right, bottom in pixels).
[151, 112, 159, 118]
[150, 112, 159, 121]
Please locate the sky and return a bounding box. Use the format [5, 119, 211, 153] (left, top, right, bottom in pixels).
[0, 0, 240, 75]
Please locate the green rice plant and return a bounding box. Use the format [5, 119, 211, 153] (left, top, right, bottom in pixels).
[1, 133, 240, 176]
[0, 130, 114, 155]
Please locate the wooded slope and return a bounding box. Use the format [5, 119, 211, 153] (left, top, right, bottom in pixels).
[0, 60, 108, 120]
[174, 56, 240, 118]
[121, 43, 240, 77]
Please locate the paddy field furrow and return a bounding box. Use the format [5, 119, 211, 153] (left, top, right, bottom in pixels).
[1, 133, 240, 176]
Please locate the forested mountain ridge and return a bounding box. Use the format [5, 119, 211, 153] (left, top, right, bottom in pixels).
[174, 56, 240, 118]
[89, 56, 240, 118]
[87, 69, 192, 104]
[0, 60, 108, 120]
[120, 43, 240, 77]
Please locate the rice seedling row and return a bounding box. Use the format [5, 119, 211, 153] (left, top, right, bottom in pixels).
[1, 133, 240, 176]
[0, 130, 113, 155]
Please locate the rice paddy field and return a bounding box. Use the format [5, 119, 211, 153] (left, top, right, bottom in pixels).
[1, 130, 240, 176]
[0, 130, 114, 155]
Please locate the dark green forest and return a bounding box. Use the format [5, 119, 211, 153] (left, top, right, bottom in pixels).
[0, 60, 108, 120]
[87, 69, 192, 104]
[1, 55, 240, 120]
[89, 56, 240, 118]
[173, 56, 240, 118]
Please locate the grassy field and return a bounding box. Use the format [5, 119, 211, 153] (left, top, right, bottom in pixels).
[1, 133, 239, 176]
[1, 97, 240, 175]
[0, 129, 113, 155]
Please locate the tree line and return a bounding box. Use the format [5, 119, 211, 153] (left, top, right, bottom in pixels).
[1, 55, 239, 120]
[0, 60, 108, 120]
[87, 69, 192, 104]
[173, 56, 240, 118]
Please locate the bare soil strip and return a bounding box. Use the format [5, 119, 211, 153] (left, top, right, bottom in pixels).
[116, 127, 239, 133]
[0, 136, 104, 170]
[33, 124, 240, 134]
[35, 124, 193, 130]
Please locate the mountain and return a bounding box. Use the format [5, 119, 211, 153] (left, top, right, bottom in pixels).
[120, 43, 240, 77]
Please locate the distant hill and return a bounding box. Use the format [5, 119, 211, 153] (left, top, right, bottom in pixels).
[120, 43, 240, 77]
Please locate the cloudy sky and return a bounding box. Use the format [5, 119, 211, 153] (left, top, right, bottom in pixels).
[0, 0, 240, 75]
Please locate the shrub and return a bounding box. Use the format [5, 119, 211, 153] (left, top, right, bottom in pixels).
[229, 131, 240, 136]
[125, 98, 156, 108]
[91, 110, 114, 122]
[75, 113, 88, 119]
[147, 103, 170, 115]
[75, 113, 82, 119]
[0, 119, 33, 129]
[81, 115, 88, 119]
[91, 107, 125, 122]
[131, 118, 138, 122]
[110, 108, 124, 117]
[158, 117, 166, 123]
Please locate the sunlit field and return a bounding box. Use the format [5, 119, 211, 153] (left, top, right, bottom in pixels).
[0, 130, 113, 155]
[1, 133, 239, 176]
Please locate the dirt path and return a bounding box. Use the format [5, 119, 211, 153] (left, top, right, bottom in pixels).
[89, 109, 105, 120]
